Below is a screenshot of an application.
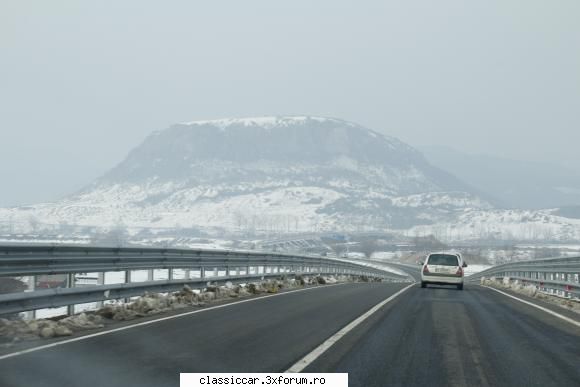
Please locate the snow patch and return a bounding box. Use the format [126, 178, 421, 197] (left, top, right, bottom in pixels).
[179, 116, 341, 131]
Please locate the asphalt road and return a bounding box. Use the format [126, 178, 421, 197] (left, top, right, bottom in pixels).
[0, 283, 407, 387]
[1, 282, 579, 387]
[306, 284, 580, 387]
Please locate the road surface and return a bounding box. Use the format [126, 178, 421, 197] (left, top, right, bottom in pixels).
[0, 282, 579, 387]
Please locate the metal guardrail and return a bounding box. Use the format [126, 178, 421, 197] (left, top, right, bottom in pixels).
[0, 275, 292, 316]
[467, 256, 580, 298]
[0, 245, 409, 316]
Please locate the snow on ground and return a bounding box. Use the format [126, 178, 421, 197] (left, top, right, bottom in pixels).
[0, 238, 90, 245]
[516, 244, 580, 252]
[179, 116, 338, 130]
[35, 307, 68, 319]
[1, 176, 580, 244]
[4, 198, 579, 243]
[463, 264, 493, 277]
[391, 192, 491, 209]
[0, 184, 346, 233]
[180, 116, 344, 130]
[405, 209, 580, 242]
[371, 251, 406, 260]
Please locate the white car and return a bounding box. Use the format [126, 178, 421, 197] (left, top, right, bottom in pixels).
[420, 252, 467, 290]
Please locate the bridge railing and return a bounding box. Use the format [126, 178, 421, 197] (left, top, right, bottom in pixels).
[0, 245, 409, 317]
[467, 256, 580, 299]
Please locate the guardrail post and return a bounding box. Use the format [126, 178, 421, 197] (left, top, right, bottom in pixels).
[147, 269, 153, 281]
[96, 272, 105, 309]
[27, 275, 36, 320]
[201, 267, 205, 279]
[67, 273, 75, 316]
[124, 270, 132, 304]
[168, 269, 174, 281]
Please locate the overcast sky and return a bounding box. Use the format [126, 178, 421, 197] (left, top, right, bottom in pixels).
[1, 1, 579, 206]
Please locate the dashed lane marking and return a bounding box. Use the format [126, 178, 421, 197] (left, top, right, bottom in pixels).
[286, 283, 415, 373]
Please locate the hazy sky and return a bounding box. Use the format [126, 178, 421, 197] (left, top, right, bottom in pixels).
[1, 1, 579, 206]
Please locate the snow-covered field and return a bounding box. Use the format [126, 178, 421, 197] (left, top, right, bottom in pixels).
[2, 193, 579, 243]
[405, 209, 580, 242]
[463, 264, 493, 277]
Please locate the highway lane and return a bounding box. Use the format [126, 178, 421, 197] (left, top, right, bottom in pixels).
[0, 282, 408, 387]
[383, 262, 421, 281]
[1, 281, 579, 387]
[306, 284, 580, 387]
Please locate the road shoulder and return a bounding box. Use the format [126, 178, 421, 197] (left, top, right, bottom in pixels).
[479, 284, 580, 326]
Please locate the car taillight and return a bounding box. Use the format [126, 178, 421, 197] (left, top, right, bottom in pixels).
[423, 265, 430, 274]
[456, 266, 463, 276]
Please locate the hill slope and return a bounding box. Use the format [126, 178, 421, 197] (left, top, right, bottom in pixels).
[1, 117, 489, 233]
[1, 116, 579, 242]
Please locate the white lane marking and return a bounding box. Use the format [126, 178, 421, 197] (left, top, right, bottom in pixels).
[482, 285, 580, 329]
[0, 283, 353, 361]
[286, 283, 415, 373]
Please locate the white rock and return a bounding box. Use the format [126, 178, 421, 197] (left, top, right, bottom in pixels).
[522, 285, 537, 297]
[502, 277, 511, 286]
[39, 327, 55, 338]
[54, 325, 73, 337]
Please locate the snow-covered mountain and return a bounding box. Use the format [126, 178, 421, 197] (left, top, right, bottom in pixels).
[1, 116, 579, 242]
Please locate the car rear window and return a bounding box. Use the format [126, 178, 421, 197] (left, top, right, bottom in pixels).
[427, 254, 459, 266]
